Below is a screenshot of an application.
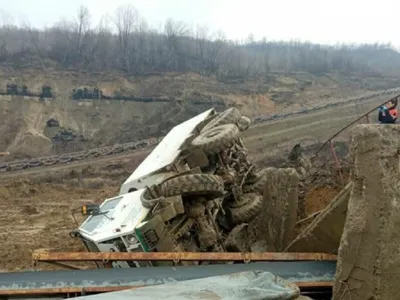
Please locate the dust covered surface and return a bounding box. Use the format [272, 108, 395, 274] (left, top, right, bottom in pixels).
[286, 183, 351, 253]
[0, 154, 145, 272]
[302, 185, 343, 216]
[0, 136, 351, 272]
[247, 167, 299, 252]
[333, 125, 400, 300]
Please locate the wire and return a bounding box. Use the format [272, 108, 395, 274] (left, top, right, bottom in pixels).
[315, 92, 400, 155]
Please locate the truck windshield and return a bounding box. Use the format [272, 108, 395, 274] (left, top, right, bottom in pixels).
[80, 196, 122, 233]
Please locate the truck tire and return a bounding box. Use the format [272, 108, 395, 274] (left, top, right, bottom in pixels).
[161, 174, 225, 198]
[237, 116, 251, 131]
[202, 107, 241, 132]
[191, 124, 239, 155]
[243, 176, 267, 194]
[228, 193, 263, 224]
[140, 187, 163, 208]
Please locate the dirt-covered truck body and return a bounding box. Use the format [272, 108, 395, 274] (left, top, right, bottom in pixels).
[75, 109, 217, 267]
[73, 107, 264, 268]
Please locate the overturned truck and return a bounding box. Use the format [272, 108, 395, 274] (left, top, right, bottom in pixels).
[70, 107, 272, 268]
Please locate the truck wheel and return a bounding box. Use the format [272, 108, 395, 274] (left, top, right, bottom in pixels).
[140, 187, 163, 208]
[228, 193, 263, 224]
[237, 116, 251, 131]
[202, 107, 241, 132]
[161, 174, 225, 198]
[191, 124, 239, 155]
[243, 176, 267, 194]
[243, 168, 269, 194]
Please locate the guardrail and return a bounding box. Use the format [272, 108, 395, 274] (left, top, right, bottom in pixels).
[1, 87, 399, 174]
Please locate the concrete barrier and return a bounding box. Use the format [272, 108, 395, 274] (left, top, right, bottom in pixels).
[333, 125, 400, 300]
[248, 167, 299, 252]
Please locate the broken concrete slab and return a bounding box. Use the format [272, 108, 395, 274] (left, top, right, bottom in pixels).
[285, 182, 351, 254]
[333, 125, 400, 300]
[248, 167, 299, 252]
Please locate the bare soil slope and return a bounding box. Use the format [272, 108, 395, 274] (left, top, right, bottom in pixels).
[2, 67, 400, 160]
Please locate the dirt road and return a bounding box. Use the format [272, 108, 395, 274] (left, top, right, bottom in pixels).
[244, 92, 387, 164]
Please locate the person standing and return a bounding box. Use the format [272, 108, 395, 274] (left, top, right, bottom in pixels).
[378, 99, 398, 124]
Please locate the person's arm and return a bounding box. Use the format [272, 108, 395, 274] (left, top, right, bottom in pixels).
[392, 99, 398, 109]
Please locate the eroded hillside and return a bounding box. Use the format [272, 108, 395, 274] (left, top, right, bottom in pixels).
[1, 66, 400, 159]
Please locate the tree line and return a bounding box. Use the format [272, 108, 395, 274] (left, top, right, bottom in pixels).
[1, 4, 400, 78]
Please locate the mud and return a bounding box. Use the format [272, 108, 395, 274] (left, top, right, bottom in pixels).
[333, 125, 400, 300]
[0, 155, 145, 272]
[248, 167, 299, 252]
[303, 185, 344, 216]
[286, 182, 351, 253]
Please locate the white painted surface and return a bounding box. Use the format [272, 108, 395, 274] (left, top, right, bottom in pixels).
[79, 189, 149, 243]
[119, 108, 215, 194]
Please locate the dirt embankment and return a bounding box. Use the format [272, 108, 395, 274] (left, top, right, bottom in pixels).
[1, 67, 399, 160]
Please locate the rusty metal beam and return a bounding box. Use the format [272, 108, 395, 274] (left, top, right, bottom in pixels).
[0, 281, 333, 296]
[41, 260, 84, 270]
[296, 281, 333, 288]
[33, 251, 337, 264]
[0, 286, 143, 296]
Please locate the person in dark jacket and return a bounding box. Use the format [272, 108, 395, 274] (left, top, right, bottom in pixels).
[378, 99, 398, 124]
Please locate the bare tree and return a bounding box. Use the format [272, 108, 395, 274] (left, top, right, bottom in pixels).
[113, 4, 139, 71]
[75, 5, 91, 54]
[260, 37, 270, 76]
[0, 6, 399, 78]
[164, 18, 189, 71]
[91, 14, 113, 70]
[46, 19, 75, 66]
[0, 10, 15, 61]
[194, 25, 208, 73]
[207, 30, 226, 74]
[21, 21, 48, 68]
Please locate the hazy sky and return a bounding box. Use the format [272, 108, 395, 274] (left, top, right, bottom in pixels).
[1, 0, 399, 45]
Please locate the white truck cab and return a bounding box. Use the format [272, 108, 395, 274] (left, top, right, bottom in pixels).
[74, 108, 217, 268]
